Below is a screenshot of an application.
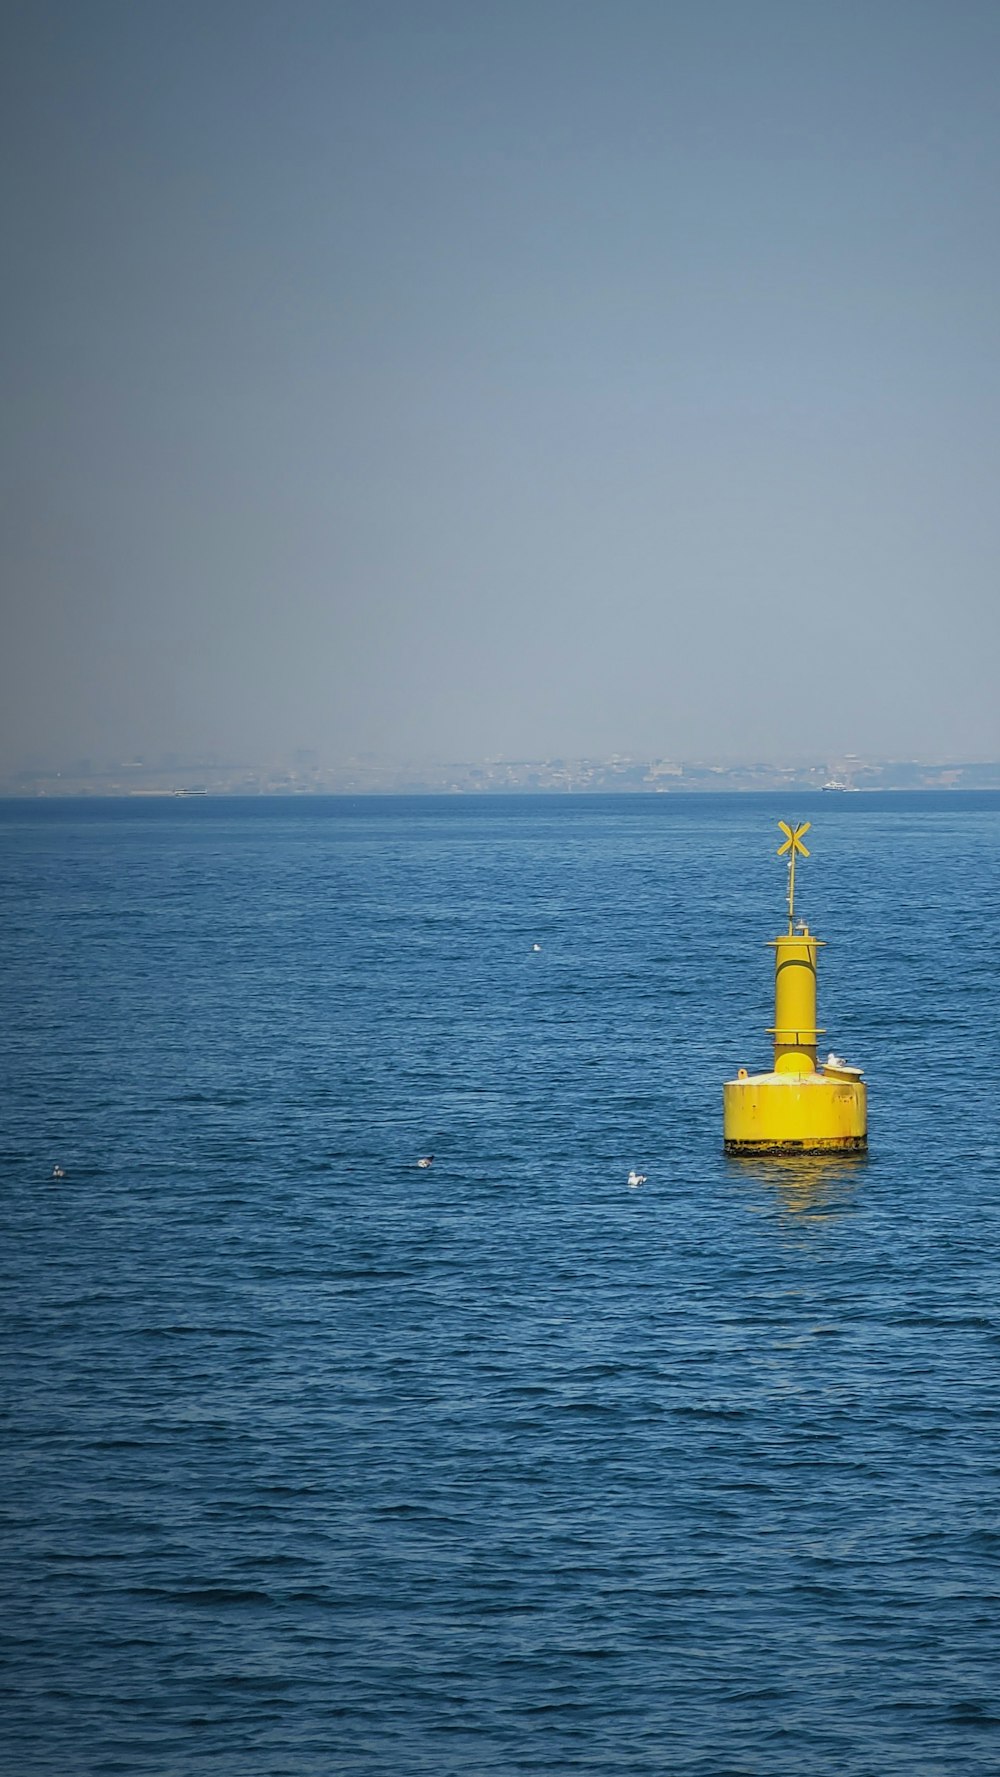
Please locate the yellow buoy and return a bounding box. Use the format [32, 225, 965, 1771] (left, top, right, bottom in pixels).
[723, 821, 867, 1155]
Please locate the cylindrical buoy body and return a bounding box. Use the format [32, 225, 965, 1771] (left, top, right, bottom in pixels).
[723, 1070, 866, 1154]
[723, 891, 867, 1154]
[768, 932, 823, 1074]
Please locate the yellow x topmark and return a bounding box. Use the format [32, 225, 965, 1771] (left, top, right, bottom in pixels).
[777, 820, 810, 858]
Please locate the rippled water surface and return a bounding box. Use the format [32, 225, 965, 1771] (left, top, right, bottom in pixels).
[2, 792, 999, 1776]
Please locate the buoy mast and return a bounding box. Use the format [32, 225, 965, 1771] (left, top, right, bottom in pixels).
[770, 821, 822, 1075]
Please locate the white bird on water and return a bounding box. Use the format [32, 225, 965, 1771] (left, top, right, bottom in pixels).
[532, 943, 542, 951]
[417, 1155, 434, 1169]
[51, 1165, 66, 1180]
[627, 1169, 647, 1188]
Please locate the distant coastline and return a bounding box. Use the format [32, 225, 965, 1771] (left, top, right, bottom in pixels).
[2, 756, 998, 798]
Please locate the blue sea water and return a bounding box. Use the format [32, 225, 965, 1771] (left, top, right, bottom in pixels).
[1, 791, 998, 1777]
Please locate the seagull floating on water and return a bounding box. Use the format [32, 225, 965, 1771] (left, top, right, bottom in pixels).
[532, 943, 542, 951]
[627, 1170, 647, 1188]
[51, 1165, 66, 1180]
[417, 1155, 434, 1169]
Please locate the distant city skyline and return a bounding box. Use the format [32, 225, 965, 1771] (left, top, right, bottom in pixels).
[3, 2, 999, 771]
[4, 747, 998, 799]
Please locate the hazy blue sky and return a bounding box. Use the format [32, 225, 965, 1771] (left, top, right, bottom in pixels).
[3, 0, 999, 767]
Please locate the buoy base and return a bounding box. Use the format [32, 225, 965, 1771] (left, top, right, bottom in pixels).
[724, 1135, 867, 1156]
[723, 1070, 867, 1155]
